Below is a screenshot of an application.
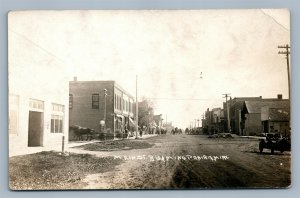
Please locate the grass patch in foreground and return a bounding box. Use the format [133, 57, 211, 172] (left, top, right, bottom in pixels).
[9, 151, 122, 190]
[75, 139, 154, 151]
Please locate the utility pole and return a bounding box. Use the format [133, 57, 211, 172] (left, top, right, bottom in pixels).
[135, 75, 138, 139]
[148, 111, 150, 135]
[223, 93, 231, 133]
[278, 44, 291, 99]
[103, 89, 107, 122]
[197, 119, 200, 128]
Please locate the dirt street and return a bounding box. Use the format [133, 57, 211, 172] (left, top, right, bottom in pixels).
[80, 135, 291, 189]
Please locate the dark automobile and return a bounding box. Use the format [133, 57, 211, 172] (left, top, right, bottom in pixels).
[259, 133, 291, 154]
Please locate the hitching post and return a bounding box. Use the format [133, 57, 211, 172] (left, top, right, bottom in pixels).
[62, 135, 65, 153]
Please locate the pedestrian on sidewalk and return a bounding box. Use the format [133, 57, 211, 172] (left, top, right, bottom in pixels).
[139, 128, 143, 137]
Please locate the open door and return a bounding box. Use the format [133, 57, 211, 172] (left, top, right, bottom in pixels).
[28, 111, 43, 146]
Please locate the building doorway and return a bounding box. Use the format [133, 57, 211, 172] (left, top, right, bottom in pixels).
[28, 111, 44, 146]
[262, 121, 269, 133]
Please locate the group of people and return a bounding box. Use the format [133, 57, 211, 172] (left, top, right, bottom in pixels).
[171, 127, 182, 135]
[185, 127, 202, 135]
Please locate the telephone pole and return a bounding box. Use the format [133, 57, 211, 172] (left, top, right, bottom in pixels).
[103, 89, 107, 122]
[278, 44, 291, 99]
[135, 75, 138, 139]
[223, 93, 231, 133]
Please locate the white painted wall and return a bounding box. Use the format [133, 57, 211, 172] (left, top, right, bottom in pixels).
[9, 24, 69, 154]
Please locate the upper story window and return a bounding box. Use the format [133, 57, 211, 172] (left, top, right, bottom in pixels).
[52, 103, 64, 112]
[29, 99, 44, 111]
[129, 101, 131, 112]
[130, 101, 134, 113]
[69, 94, 73, 109]
[92, 94, 99, 109]
[116, 95, 119, 110]
[114, 94, 117, 109]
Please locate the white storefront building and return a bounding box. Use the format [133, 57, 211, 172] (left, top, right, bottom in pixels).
[9, 22, 69, 156]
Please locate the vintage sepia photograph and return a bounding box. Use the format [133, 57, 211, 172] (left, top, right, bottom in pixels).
[8, 9, 291, 190]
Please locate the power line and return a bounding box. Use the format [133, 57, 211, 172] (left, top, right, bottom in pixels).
[9, 28, 66, 64]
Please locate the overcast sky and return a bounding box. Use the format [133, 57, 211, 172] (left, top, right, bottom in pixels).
[9, 9, 290, 128]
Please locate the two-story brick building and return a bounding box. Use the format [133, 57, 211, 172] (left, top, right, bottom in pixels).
[69, 79, 135, 140]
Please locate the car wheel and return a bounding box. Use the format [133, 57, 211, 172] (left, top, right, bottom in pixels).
[280, 149, 284, 153]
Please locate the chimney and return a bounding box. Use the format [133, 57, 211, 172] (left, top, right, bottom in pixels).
[277, 94, 283, 100]
[74, 76, 77, 81]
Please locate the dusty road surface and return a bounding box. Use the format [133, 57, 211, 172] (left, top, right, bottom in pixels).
[79, 135, 291, 189]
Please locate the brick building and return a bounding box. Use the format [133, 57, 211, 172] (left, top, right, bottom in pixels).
[225, 97, 262, 135]
[261, 105, 290, 137]
[202, 108, 213, 134]
[202, 108, 225, 134]
[202, 94, 290, 136]
[69, 79, 134, 140]
[239, 94, 289, 136]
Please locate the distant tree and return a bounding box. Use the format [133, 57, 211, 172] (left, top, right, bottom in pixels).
[138, 99, 154, 129]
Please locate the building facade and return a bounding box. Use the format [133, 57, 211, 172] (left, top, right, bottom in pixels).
[9, 30, 69, 155]
[202, 108, 225, 134]
[241, 95, 290, 136]
[261, 102, 290, 137]
[225, 97, 262, 135]
[202, 108, 213, 134]
[69, 79, 134, 140]
[211, 108, 224, 133]
[202, 94, 290, 136]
